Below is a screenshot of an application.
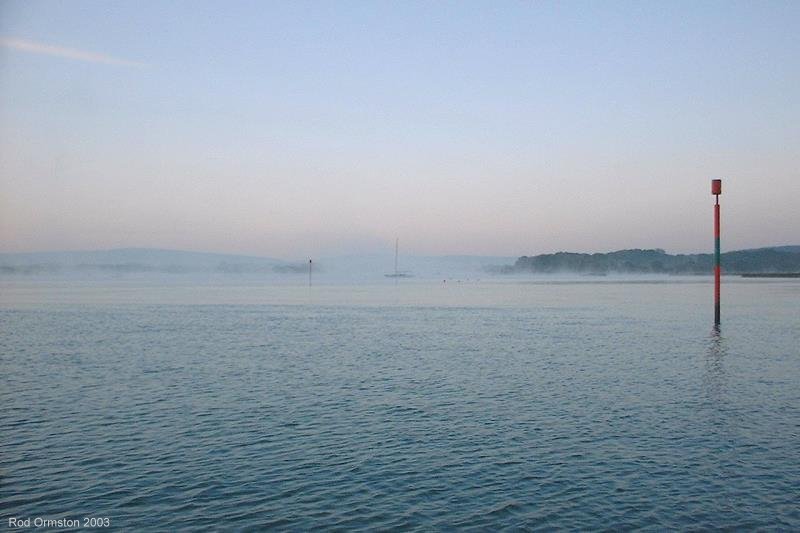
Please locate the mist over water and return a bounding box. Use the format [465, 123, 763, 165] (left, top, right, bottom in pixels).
[0, 250, 516, 287]
[2, 277, 799, 530]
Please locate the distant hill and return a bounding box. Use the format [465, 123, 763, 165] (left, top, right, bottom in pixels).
[502, 246, 800, 275]
[0, 247, 512, 279]
[3, 246, 798, 278]
[0, 248, 306, 275]
[753, 245, 800, 254]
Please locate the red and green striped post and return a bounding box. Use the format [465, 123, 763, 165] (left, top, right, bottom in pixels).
[712, 179, 722, 326]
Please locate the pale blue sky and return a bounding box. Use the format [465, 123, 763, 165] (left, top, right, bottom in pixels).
[1, 1, 798, 258]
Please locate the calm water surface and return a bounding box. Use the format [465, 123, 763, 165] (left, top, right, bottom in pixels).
[1, 278, 799, 530]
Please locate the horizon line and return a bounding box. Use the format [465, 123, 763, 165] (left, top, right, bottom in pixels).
[0, 244, 797, 262]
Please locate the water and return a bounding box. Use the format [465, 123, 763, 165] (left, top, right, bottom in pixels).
[2, 278, 799, 530]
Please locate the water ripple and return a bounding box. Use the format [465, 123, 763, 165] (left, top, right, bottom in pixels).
[2, 283, 799, 530]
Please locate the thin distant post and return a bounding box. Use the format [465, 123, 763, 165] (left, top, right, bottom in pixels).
[712, 179, 722, 326]
[309, 259, 312, 287]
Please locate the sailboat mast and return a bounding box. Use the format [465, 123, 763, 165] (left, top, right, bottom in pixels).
[394, 238, 399, 275]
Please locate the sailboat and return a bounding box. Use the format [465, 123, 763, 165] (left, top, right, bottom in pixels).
[384, 238, 413, 278]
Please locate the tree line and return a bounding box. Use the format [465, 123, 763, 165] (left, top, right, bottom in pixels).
[502, 248, 800, 274]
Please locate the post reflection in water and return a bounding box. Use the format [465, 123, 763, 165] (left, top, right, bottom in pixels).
[704, 326, 728, 402]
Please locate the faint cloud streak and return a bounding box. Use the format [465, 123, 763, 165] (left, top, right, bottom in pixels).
[1, 37, 146, 67]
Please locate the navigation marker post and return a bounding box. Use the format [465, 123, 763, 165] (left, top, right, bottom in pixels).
[712, 179, 722, 326]
[309, 259, 313, 287]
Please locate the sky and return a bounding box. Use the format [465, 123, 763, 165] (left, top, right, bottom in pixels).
[1, 0, 798, 259]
